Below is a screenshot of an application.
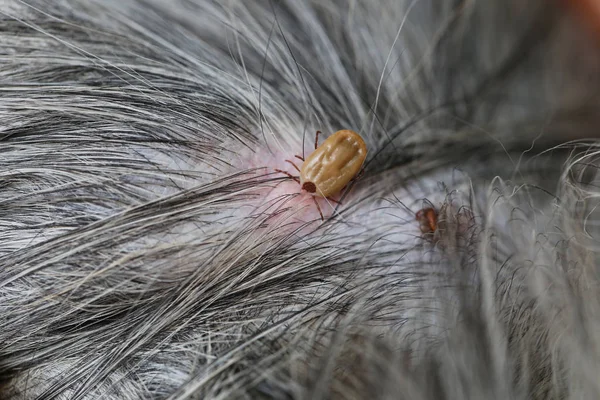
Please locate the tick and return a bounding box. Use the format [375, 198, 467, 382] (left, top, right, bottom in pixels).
[275, 129, 367, 220]
[416, 207, 438, 236]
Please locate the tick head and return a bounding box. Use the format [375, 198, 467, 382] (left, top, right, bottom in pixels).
[302, 181, 317, 193]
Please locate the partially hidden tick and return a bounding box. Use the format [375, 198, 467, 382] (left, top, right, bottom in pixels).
[416, 207, 438, 236]
[275, 129, 367, 220]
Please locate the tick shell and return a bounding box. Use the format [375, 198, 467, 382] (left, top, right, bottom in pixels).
[416, 207, 438, 235]
[300, 130, 367, 198]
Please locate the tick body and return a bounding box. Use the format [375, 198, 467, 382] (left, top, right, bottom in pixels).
[300, 129, 367, 198]
[275, 129, 367, 219]
[416, 207, 438, 235]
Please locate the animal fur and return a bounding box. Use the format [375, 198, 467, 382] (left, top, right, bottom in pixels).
[2, 0, 600, 398]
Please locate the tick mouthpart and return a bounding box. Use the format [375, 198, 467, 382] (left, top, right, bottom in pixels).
[302, 181, 317, 193]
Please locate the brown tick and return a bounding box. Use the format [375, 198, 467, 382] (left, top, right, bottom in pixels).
[275, 129, 367, 220]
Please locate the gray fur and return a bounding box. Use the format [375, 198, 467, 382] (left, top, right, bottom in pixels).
[2, 0, 600, 398]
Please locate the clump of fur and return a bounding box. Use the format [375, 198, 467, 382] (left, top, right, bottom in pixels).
[2, 0, 600, 399]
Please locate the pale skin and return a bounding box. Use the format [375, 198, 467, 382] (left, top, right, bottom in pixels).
[275, 130, 367, 220]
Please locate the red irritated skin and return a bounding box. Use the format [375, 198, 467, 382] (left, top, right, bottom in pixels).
[238, 135, 354, 224]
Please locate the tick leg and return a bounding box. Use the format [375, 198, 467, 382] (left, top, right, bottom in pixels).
[326, 197, 341, 205]
[274, 169, 300, 184]
[285, 160, 301, 173]
[295, 155, 305, 161]
[314, 130, 321, 149]
[311, 196, 324, 220]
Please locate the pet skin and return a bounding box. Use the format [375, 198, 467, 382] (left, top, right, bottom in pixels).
[2, 0, 600, 399]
